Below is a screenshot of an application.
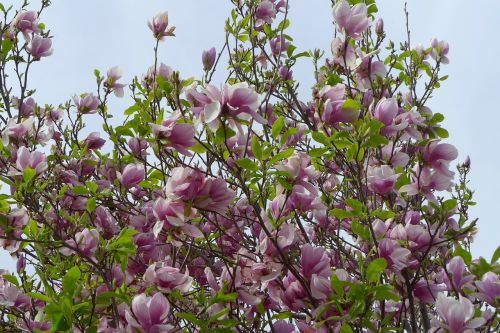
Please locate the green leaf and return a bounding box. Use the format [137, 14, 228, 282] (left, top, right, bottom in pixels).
[340, 322, 354, 333]
[454, 245, 472, 266]
[190, 142, 208, 154]
[86, 197, 96, 213]
[331, 208, 354, 220]
[251, 136, 262, 161]
[26, 292, 51, 302]
[235, 158, 258, 171]
[22, 167, 36, 183]
[312, 131, 329, 145]
[2, 274, 19, 287]
[271, 116, 284, 139]
[62, 266, 81, 296]
[342, 98, 361, 110]
[366, 258, 387, 283]
[72, 185, 88, 196]
[434, 127, 449, 138]
[124, 105, 140, 116]
[269, 148, 294, 165]
[442, 198, 457, 211]
[491, 246, 500, 264]
[373, 285, 400, 301]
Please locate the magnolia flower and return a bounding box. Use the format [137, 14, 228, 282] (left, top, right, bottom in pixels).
[12, 146, 48, 176]
[61, 228, 99, 259]
[73, 93, 99, 114]
[2, 118, 34, 145]
[27, 36, 53, 59]
[165, 167, 205, 201]
[436, 293, 485, 333]
[445, 256, 474, 291]
[320, 83, 360, 124]
[301, 244, 330, 279]
[148, 12, 175, 40]
[144, 264, 193, 293]
[186, 82, 264, 132]
[331, 37, 356, 68]
[118, 163, 145, 188]
[474, 272, 500, 306]
[128, 137, 148, 157]
[202, 47, 216, 71]
[256, 1, 277, 26]
[431, 38, 450, 64]
[84, 132, 106, 150]
[366, 165, 400, 194]
[333, 0, 370, 39]
[12, 11, 40, 40]
[105, 66, 125, 97]
[270, 36, 290, 56]
[373, 98, 398, 126]
[378, 239, 411, 272]
[195, 178, 235, 213]
[151, 117, 195, 156]
[125, 293, 173, 333]
[355, 56, 387, 91]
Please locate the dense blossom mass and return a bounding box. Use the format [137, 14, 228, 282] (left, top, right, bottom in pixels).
[0, 0, 498, 332]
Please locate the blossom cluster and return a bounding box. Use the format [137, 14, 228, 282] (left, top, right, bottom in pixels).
[0, 1, 497, 332]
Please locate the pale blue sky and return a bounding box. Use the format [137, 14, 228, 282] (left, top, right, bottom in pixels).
[1, 1, 498, 271]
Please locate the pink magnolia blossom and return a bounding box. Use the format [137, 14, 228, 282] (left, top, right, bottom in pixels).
[125, 293, 173, 333]
[118, 163, 145, 188]
[436, 293, 485, 333]
[105, 66, 125, 97]
[202, 47, 216, 71]
[148, 12, 175, 40]
[255, 0, 277, 26]
[144, 264, 193, 293]
[431, 38, 450, 64]
[2, 118, 34, 145]
[373, 97, 398, 126]
[275, 153, 319, 183]
[27, 36, 53, 59]
[333, 0, 370, 39]
[195, 178, 235, 213]
[474, 272, 500, 306]
[151, 117, 195, 155]
[187, 82, 264, 132]
[84, 132, 106, 150]
[366, 165, 400, 194]
[355, 56, 387, 91]
[330, 37, 356, 68]
[378, 239, 411, 272]
[270, 36, 290, 56]
[128, 137, 148, 157]
[61, 228, 99, 259]
[164, 167, 205, 201]
[320, 84, 360, 124]
[73, 93, 99, 114]
[11, 146, 47, 176]
[301, 244, 330, 279]
[445, 256, 474, 291]
[12, 11, 40, 39]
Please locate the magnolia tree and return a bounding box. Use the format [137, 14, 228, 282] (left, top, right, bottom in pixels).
[0, 0, 498, 332]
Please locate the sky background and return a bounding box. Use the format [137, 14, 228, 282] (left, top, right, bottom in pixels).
[1, 0, 499, 271]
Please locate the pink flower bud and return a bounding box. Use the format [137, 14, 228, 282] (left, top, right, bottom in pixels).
[375, 18, 384, 35]
[202, 47, 216, 71]
[373, 97, 398, 125]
